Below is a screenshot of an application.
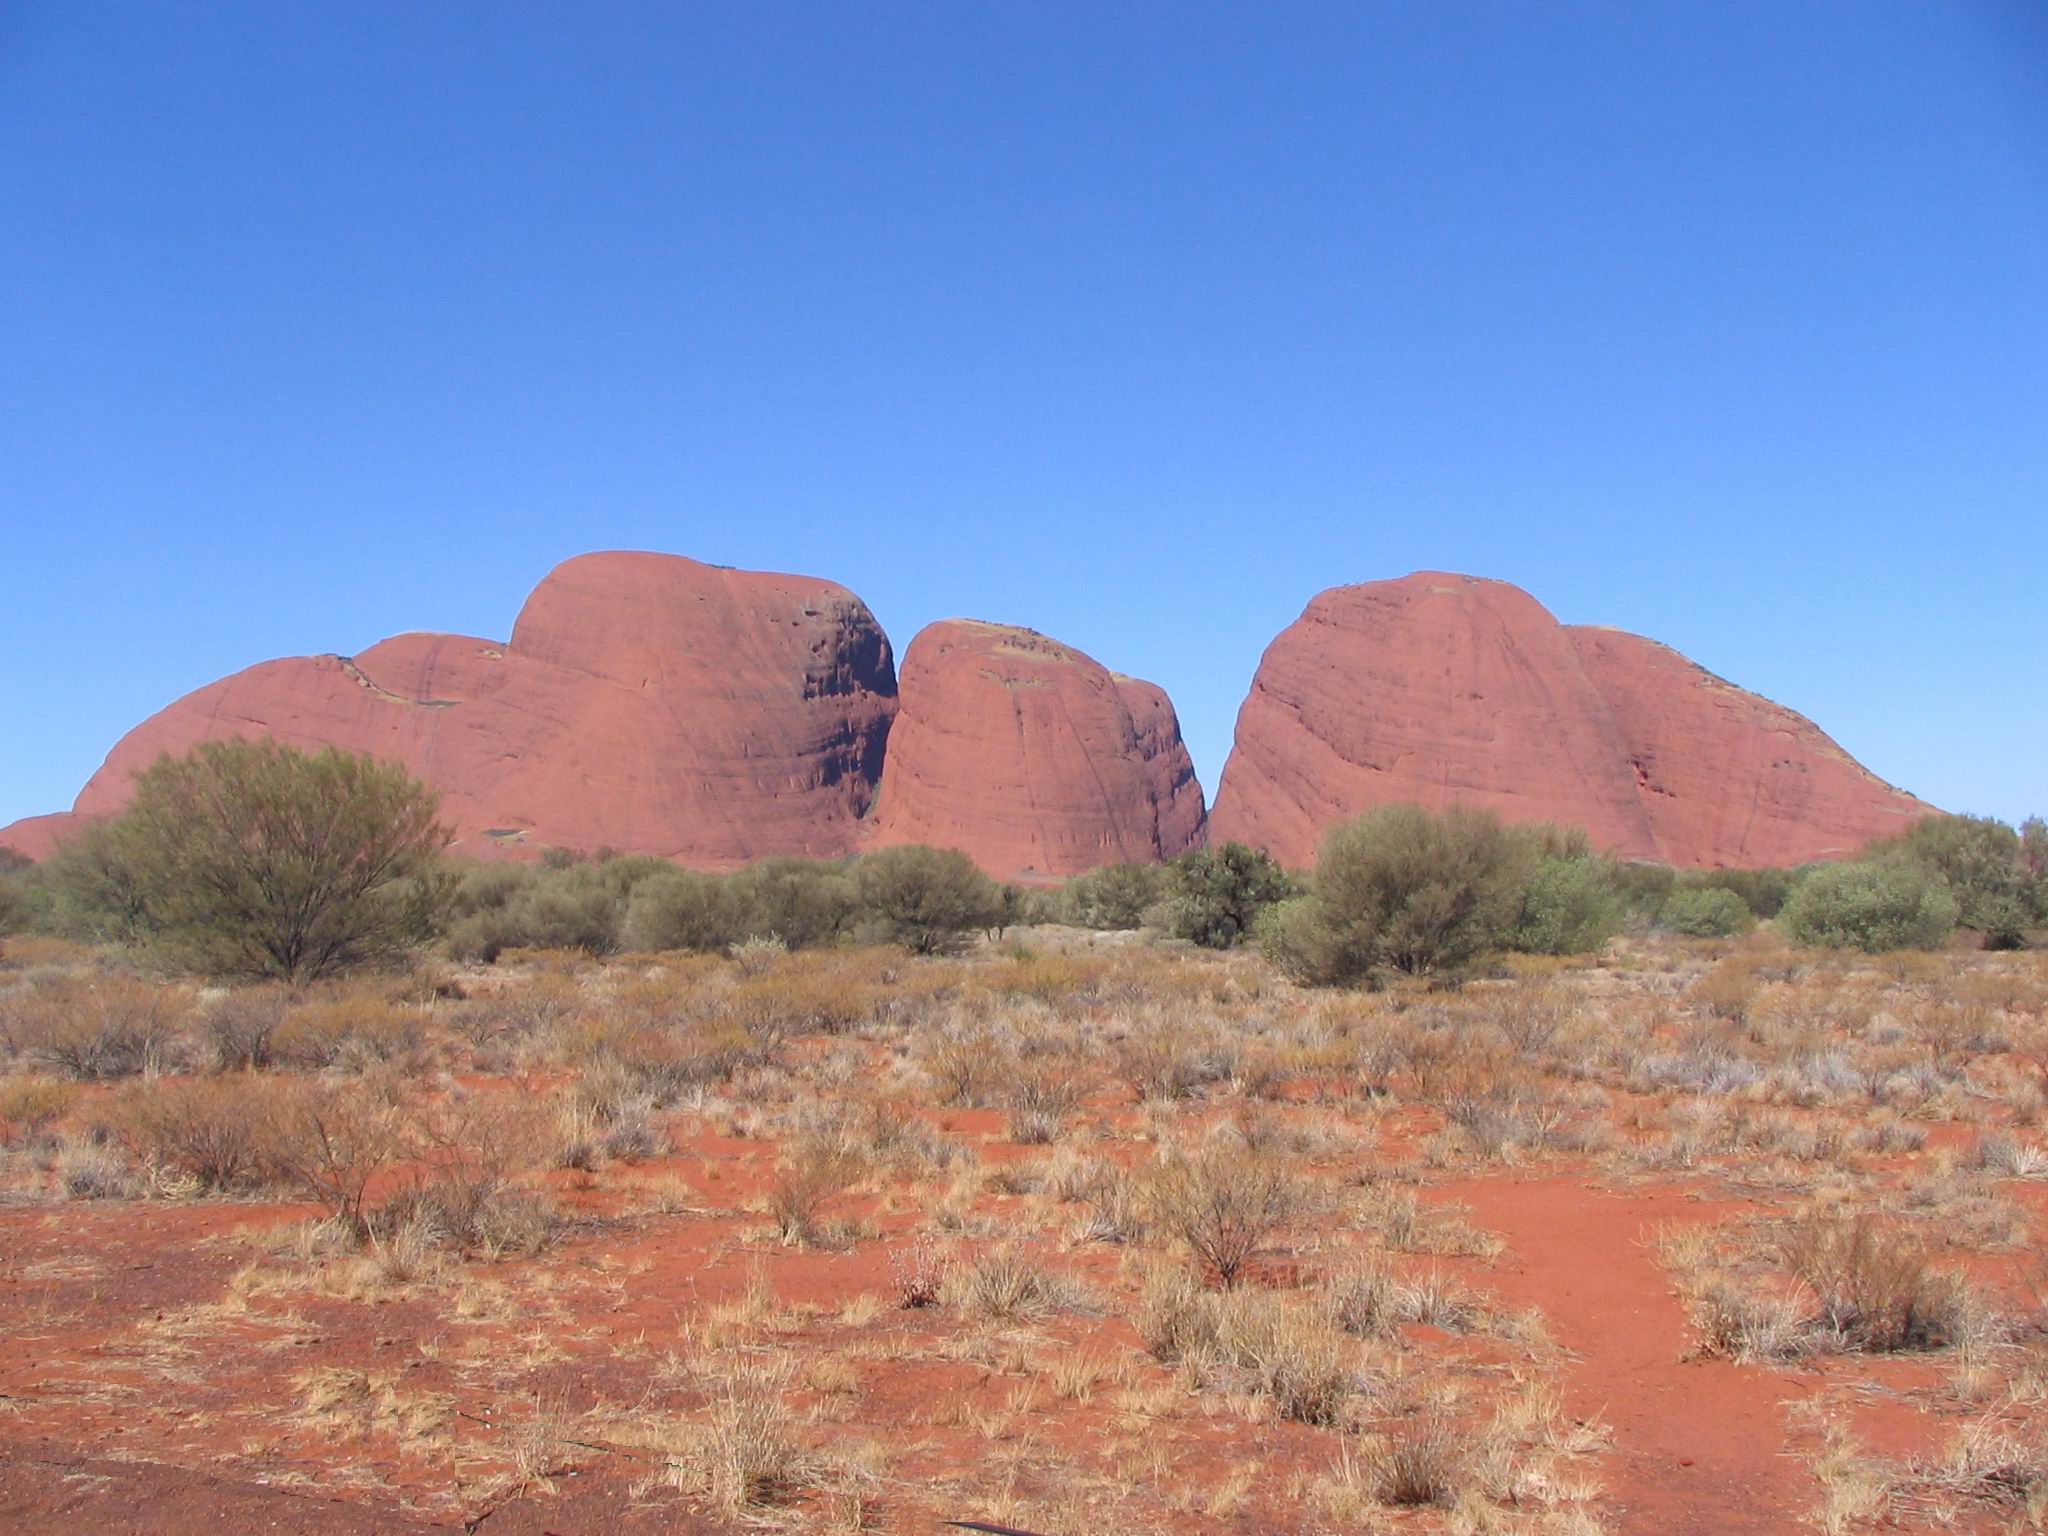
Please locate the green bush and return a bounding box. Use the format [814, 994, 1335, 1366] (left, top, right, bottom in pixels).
[1262, 804, 1530, 983]
[33, 820, 156, 945]
[1779, 862, 1959, 953]
[1255, 895, 1368, 986]
[2022, 817, 2048, 917]
[50, 740, 453, 982]
[1866, 814, 2038, 948]
[1504, 855, 1622, 955]
[1060, 862, 1171, 930]
[852, 844, 1003, 955]
[1609, 861, 1677, 920]
[444, 854, 672, 959]
[1673, 867, 1795, 920]
[1162, 843, 1295, 949]
[1659, 886, 1753, 938]
[0, 849, 28, 935]
[616, 868, 742, 953]
[724, 858, 858, 949]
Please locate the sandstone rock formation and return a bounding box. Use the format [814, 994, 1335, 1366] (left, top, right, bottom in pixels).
[866, 620, 1206, 881]
[1209, 571, 1931, 869]
[1565, 624, 1932, 869]
[2, 552, 1212, 881]
[8, 552, 901, 867]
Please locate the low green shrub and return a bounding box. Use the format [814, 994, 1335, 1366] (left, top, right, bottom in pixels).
[1779, 862, 1958, 952]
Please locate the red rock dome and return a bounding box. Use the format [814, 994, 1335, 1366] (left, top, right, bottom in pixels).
[1566, 624, 1930, 867]
[1210, 571, 1932, 869]
[866, 620, 1206, 881]
[14, 552, 899, 867]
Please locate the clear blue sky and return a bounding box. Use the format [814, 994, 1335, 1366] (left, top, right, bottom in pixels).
[3, 2, 2044, 830]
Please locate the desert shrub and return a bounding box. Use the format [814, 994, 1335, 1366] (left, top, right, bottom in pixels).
[1360, 1416, 1472, 1506]
[1211, 1289, 1351, 1424]
[941, 1245, 1077, 1320]
[1780, 863, 1959, 953]
[1113, 1016, 1231, 1102]
[1504, 855, 1622, 955]
[1136, 1267, 1351, 1423]
[765, 1137, 865, 1248]
[57, 1140, 138, 1199]
[619, 868, 745, 954]
[919, 1024, 1001, 1106]
[851, 845, 1002, 955]
[385, 1096, 557, 1256]
[1402, 1028, 1552, 1160]
[0, 1076, 82, 1143]
[685, 1357, 807, 1516]
[1690, 957, 1760, 1022]
[1162, 843, 1295, 949]
[568, 1015, 762, 1101]
[1868, 813, 2041, 946]
[1256, 896, 1367, 986]
[112, 1076, 270, 1190]
[0, 855, 27, 936]
[1609, 860, 1678, 920]
[31, 820, 156, 945]
[1779, 1215, 1974, 1352]
[1266, 805, 1530, 983]
[5, 975, 190, 1078]
[197, 985, 291, 1070]
[446, 854, 677, 959]
[1660, 886, 1754, 938]
[1146, 1142, 1310, 1286]
[1677, 866, 1796, 921]
[440, 861, 536, 962]
[67, 740, 455, 981]
[723, 858, 858, 949]
[1001, 1058, 1085, 1143]
[890, 1236, 951, 1309]
[717, 960, 876, 1039]
[258, 1077, 415, 1237]
[1061, 862, 1172, 930]
[1324, 1259, 1398, 1338]
[970, 949, 1109, 1006]
[2022, 816, 2048, 911]
[1481, 984, 1567, 1055]
[273, 992, 423, 1068]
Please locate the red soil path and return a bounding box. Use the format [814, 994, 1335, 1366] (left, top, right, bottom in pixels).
[1446, 1175, 1817, 1535]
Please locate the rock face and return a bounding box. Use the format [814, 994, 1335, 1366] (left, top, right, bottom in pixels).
[14, 552, 901, 868]
[866, 620, 1206, 881]
[1565, 624, 1932, 868]
[1, 556, 1926, 877]
[1210, 571, 1931, 869]
[2, 552, 1211, 881]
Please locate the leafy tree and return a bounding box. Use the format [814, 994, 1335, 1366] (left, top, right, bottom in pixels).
[35, 819, 155, 944]
[65, 739, 454, 981]
[1658, 886, 1753, 938]
[1164, 843, 1295, 949]
[1779, 862, 1958, 953]
[852, 844, 1003, 955]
